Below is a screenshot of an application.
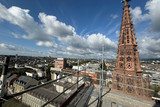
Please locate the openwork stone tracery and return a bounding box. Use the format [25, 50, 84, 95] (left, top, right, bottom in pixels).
[112, 0, 150, 98]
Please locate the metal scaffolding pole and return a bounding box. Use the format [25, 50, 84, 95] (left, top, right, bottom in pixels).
[0, 56, 10, 106]
[88, 88, 111, 106]
[5, 72, 76, 100]
[77, 59, 80, 89]
[97, 43, 104, 107]
[41, 78, 83, 107]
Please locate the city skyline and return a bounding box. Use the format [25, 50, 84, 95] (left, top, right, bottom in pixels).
[0, 0, 160, 59]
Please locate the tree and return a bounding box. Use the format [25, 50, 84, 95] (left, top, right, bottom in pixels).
[99, 61, 107, 71]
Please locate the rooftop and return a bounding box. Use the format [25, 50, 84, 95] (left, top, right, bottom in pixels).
[14, 76, 32, 86]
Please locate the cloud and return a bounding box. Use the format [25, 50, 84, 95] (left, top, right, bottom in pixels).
[145, 0, 160, 33]
[1, 2, 159, 59]
[0, 43, 48, 56]
[138, 36, 160, 59]
[38, 13, 76, 38]
[0, 3, 118, 58]
[0, 3, 52, 41]
[36, 41, 57, 48]
[0, 43, 16, 50]
[86, 33, 117, 51]
[130, 0, 160, 33]
[110, 14, 119, 19]
[59, 33, 117, 52]
[106, 23, 120, 35]
[130, 7, 149, 23]
[11, 32, 19, 38]
[115, 30, 120, 37]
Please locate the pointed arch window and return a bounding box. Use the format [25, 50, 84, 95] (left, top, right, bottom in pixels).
[127, 56, 132, 61]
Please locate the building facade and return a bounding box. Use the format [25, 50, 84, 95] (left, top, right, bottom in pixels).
[22, 86, 65, 107]
[13, 76, 39, 94]
[54, 58, 66, 69]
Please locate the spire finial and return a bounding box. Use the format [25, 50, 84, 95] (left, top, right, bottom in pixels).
[121, 0, 131, 6]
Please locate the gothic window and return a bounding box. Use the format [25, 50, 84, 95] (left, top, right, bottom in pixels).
[137, 79, 142, 87]
[119, 63, 123, 68]
[119, 77, 123, 83]
[120, 57, 124, 61]
[127, 40, 130, 43]
[137, 89, 143, 95]
[117, 85, 121, 90]
[116, 76, 120, 81]
[117, 85, 123, 91]
[120, 51, 124, 55]
[127, 57, 132, 61]
[127, 63, 132, 69]
[134, 58, 137, 62]
[122, 35, 124, 44]
[127, 78, 134, 85]
[126, 86, 135, 93]
[134, 47, 137, 51]
[127, 51, 131, 55]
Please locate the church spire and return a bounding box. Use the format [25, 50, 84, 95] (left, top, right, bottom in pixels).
[116, 0, 141, 74]
[112, 0, 150, 99]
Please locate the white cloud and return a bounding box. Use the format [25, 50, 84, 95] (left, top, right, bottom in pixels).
[86, 33, 117, 51]
[115, 30, 120, 37]
[1, 2, 159, 59]
[59, 33, 117, 52]
[0, 43, 16, 50]
[138, 36, 160, 58]
[130, 0, 160, 33]
[145, 0, 160, 33]
[36, 41, 57, 48]
[0, 43, 48, 56]
[38, 13, 76, 38]
[0, 2, 118, 58]
[0, 3, 52, 41]
[130, 7, 149, 23]
[110, 14, 118, 19]
[11, 32, 19, 38]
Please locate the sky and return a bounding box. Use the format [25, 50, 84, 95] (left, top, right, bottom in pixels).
[0, 0, 159, 59]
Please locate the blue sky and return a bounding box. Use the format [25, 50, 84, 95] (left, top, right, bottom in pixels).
[0, 0, 160, 59]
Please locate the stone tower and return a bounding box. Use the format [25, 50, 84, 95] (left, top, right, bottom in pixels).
[112, 0, 151, 98]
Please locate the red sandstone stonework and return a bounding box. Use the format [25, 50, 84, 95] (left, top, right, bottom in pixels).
[112, 0, 151, 99]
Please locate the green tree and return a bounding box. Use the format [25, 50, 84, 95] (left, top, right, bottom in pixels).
[99, 61, 107, 71]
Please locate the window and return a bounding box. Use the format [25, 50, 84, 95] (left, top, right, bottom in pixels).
[119, 63, 123, 68]
[127, 63, 132, 69]
[120, 51, 124, 55]
[120, 57, 124, 61]
[127, 57, 132, 61]
[134, 58, 137, 61]
[122, 35, 124, 44]
[127, 51, 131, 55]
